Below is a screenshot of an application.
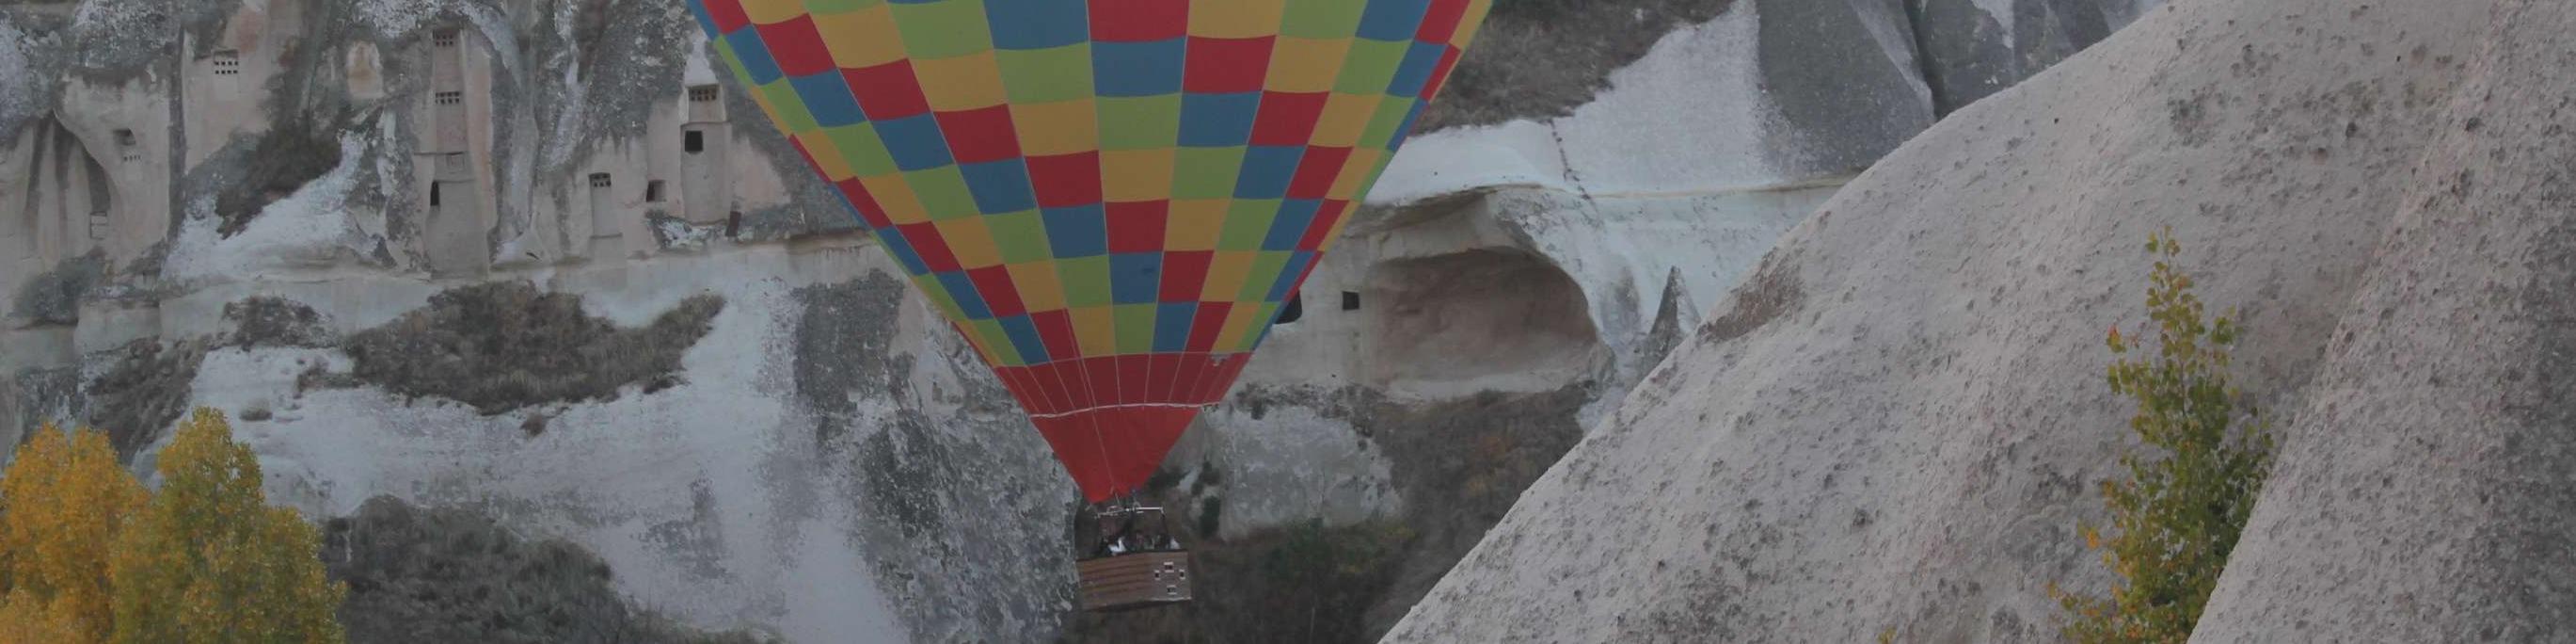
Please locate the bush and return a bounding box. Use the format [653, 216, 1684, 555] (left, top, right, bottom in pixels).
[0, 410, 346, 643]
[2054, 230, 2277, 643]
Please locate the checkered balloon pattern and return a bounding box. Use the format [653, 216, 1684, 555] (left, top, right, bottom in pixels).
[688, 0, 1489, 501]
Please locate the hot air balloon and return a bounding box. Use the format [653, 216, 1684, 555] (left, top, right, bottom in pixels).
[686, 0, 1489, 610]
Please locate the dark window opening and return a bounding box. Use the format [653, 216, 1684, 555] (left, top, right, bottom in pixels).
[433, 30, 459, 48]
[684, 130, 705, 153]
[689, 85, 720, 103]
[428, 182, 442, 207]
[644, 180, 665, 202]
[114, 129, 139, 160]
[434, 90, 464, 105]
[1340, 291, 1360, 311]
[1276, 292, 1303, 324]
[587, 172, 612, 187]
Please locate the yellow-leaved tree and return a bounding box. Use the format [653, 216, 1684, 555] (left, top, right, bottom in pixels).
[0, 425, 149, 643]
[2053, 229, 2276, 643]
[108, 408, 345, 644]
[0, 410, 343, 643]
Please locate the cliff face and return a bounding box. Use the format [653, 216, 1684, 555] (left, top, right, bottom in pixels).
[1388, 0, 2575, 641]
[0, 0, 2146, 641]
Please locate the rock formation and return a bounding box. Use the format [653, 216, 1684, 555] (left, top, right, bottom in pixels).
[2192, 1, 2576, 638]
[1387, 0, 2573, 641]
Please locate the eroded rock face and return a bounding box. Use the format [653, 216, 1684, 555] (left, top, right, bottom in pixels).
[1910, 0, 2165, 115]
[1387, 0, 2552, 641]
[1418, 0, 1741, 132]
[2193, 2, 2576, 638]
[1757, 0, 1937, 176]
[8, 250, 101, 327]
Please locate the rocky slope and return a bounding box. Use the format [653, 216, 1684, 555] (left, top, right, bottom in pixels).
[3, 0, 2151, 641]
[1387, 0, 2571, 641]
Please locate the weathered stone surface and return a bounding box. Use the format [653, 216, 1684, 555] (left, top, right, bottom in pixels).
[1387, 0, 2519, 640]
[1417, 0, 1738, 132]
[7, 251, 101, 327]
[2193, 2, 2576, 638]
[1757, 0, 1937, 176]
[1909, 0, 2158, 115]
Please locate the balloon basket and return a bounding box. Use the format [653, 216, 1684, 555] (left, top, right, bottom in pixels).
[1076, 501, 1191, 612]
[1077, 549, 1193, 612]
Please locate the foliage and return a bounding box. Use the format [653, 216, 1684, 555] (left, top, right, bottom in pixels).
[109, 409, 346, 644]
[2054, 229, 2277, 643]
[1242, 520, 1413, 642]
[0, 425, 148, 643]
[0, 591, 87, 644]
[0, 411, 346, 643]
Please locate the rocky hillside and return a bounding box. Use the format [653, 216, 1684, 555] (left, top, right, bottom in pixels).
[3, 0, 2153, 641]
[1387, 0, 2575, 641]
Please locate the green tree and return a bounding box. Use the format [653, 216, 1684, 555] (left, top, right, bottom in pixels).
[0, 424, 149, 643]
[2054, 229, 2277, 643]
[107, 409, 344, 644]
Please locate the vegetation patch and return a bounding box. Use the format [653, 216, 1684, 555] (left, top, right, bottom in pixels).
[322, 495, 762, 644]
[338, 282, 723, 414]
[223, 297, 332, 348]
[2052, 230, 2277, 642]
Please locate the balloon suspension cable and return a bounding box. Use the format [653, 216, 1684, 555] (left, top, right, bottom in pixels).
[1070, 359, 1124, 500]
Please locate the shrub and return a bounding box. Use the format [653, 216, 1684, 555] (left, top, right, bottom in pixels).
[0, 410, 346, 643]
[2054, 229, 2278, 643]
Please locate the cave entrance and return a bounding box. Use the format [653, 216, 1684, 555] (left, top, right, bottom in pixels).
[1364, 249, 1603, 390]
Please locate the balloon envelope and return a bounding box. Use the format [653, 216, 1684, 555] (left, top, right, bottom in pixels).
[688, 0, 1490, 502]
